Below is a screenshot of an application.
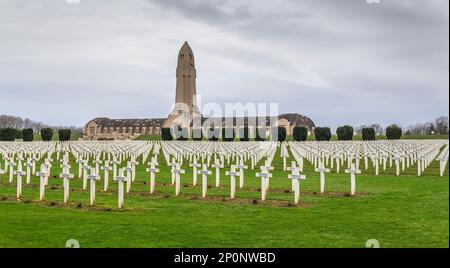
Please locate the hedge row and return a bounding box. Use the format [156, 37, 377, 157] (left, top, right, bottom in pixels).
[160, 125, 404, 142]
[0, 128, 21, 141]
[1, 128, 73, 141]
[160, 127, 279, 141]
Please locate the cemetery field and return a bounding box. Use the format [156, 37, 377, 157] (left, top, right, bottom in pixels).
[0, 142, 448, 248]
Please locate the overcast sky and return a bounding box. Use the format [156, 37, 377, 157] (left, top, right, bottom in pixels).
[0, 0, 448, 129]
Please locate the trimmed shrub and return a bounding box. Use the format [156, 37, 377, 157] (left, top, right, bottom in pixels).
[222, 127, 235, 142]
[314, 127, 332, 141]
[293, 126, 308, 141]
[58, 129, 71, 141]
[40, 128, 54, 141]
[239, 127, 249, 141]
[271, 127, 287, 142]
[207, 127, 220, 141]
[192, 129, 203, 141]
[161, 128, 173, 140]
[386, 124, 403, 140]
[0, 128, 17, 141]
[15, 129, 23, 139]
[22, 128, 34, 142]
[336, 125, 354, 141]
[173, 126, 188, 141]
[362, 127, 376, 141]
[255, 127, 266, 141]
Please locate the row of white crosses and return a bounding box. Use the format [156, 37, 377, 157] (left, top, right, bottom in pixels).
[1, 139, 447, 208]
[0, 141, 160, 208]
[437, 144, 449, 177]
[289, 140, 447, 177]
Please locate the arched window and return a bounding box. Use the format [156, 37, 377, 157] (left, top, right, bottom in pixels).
[180, 54, 184, 60]
[189, 53, 193, 60]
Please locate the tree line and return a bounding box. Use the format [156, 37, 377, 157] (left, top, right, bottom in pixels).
[0, 114, 81, 142]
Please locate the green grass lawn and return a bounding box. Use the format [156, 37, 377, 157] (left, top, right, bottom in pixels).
[0, 144, 448, 248]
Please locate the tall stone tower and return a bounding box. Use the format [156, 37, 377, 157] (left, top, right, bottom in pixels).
[165, 41, 200, 129]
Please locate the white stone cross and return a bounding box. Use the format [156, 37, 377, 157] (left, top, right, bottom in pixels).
[87, 168, 100, 205]
[212, 158, 224, 188]
[0, 163, 5, 181]
[189, 158, 201, 186]
[394, 155, 401, 176]
[146, 162, 159, 194]
[198, 164, 212, 198]
[82, 161, 90, 190]
[93, 158, 102, 178]
[60, 168, 74, 204]
[287, 161, 298, 192]
[288, 167, 306, 204]
[114, 168, 126, 209]
[36, 166, 49, 201]
[225, 165, 239, 199]
[256, 168, 272, 201]
[129, 159, 138, 182]
[345, 163, 361, 196]
[101, 162, 111, 192]
[111, 158, 120, 178]
[315, 161, 330, 194]
[25, 160, 33, 184]
[172, 163, 185, 196]
[8, 161, 16, 183]
[236, 159, 248, 189]
[14, 164, 25, 199]
[169, 158, 177, 185]
[372, 154, 380, 176]
[125, 161, 133, 193]
[77, 159, 84, 178]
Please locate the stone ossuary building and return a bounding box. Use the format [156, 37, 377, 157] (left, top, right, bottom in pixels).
[84, 42, 315, 140]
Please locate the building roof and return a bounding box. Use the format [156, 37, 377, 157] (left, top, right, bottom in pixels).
[199, 113, 315, 129]
[86, 118, 165, 128]
[86, 113, 315, 130]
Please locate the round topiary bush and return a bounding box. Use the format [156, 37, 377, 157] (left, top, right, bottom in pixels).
[58, 129, 72, 141]
[293, 126, 308, 141]
[386, 124, 403, 140]
[161, 128, 173, 140]
[336, 125, 354, 141]
[191, 128, 203, 141]
[362, 127, 376, 141]
[0, 128, 17, 141]
[207, 127, 220, 141]
[172, 126, 188, 141]
[40, 128, 54, 141]
[239, 127, 249, 141]
[22, 128, 34, 142]
[271, 127, 287, 142]
[314, 127, 332, 141]
[255, 127, 266, 141]
[222, 127, 235, 142]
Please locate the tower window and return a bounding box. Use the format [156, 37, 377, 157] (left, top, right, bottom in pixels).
[189, 53, 193, 60]
[180, 54, 184, 60]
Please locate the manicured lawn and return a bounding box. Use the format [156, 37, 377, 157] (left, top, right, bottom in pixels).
[0, 144, 448, 248]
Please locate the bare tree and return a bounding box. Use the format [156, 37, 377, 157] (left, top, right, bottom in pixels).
[370, 124, 384, 135]
[0, 114, 82, 134]
[435, 116, 449, 135]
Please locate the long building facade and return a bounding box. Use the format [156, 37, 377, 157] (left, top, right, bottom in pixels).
[84, 42, 315, 140]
